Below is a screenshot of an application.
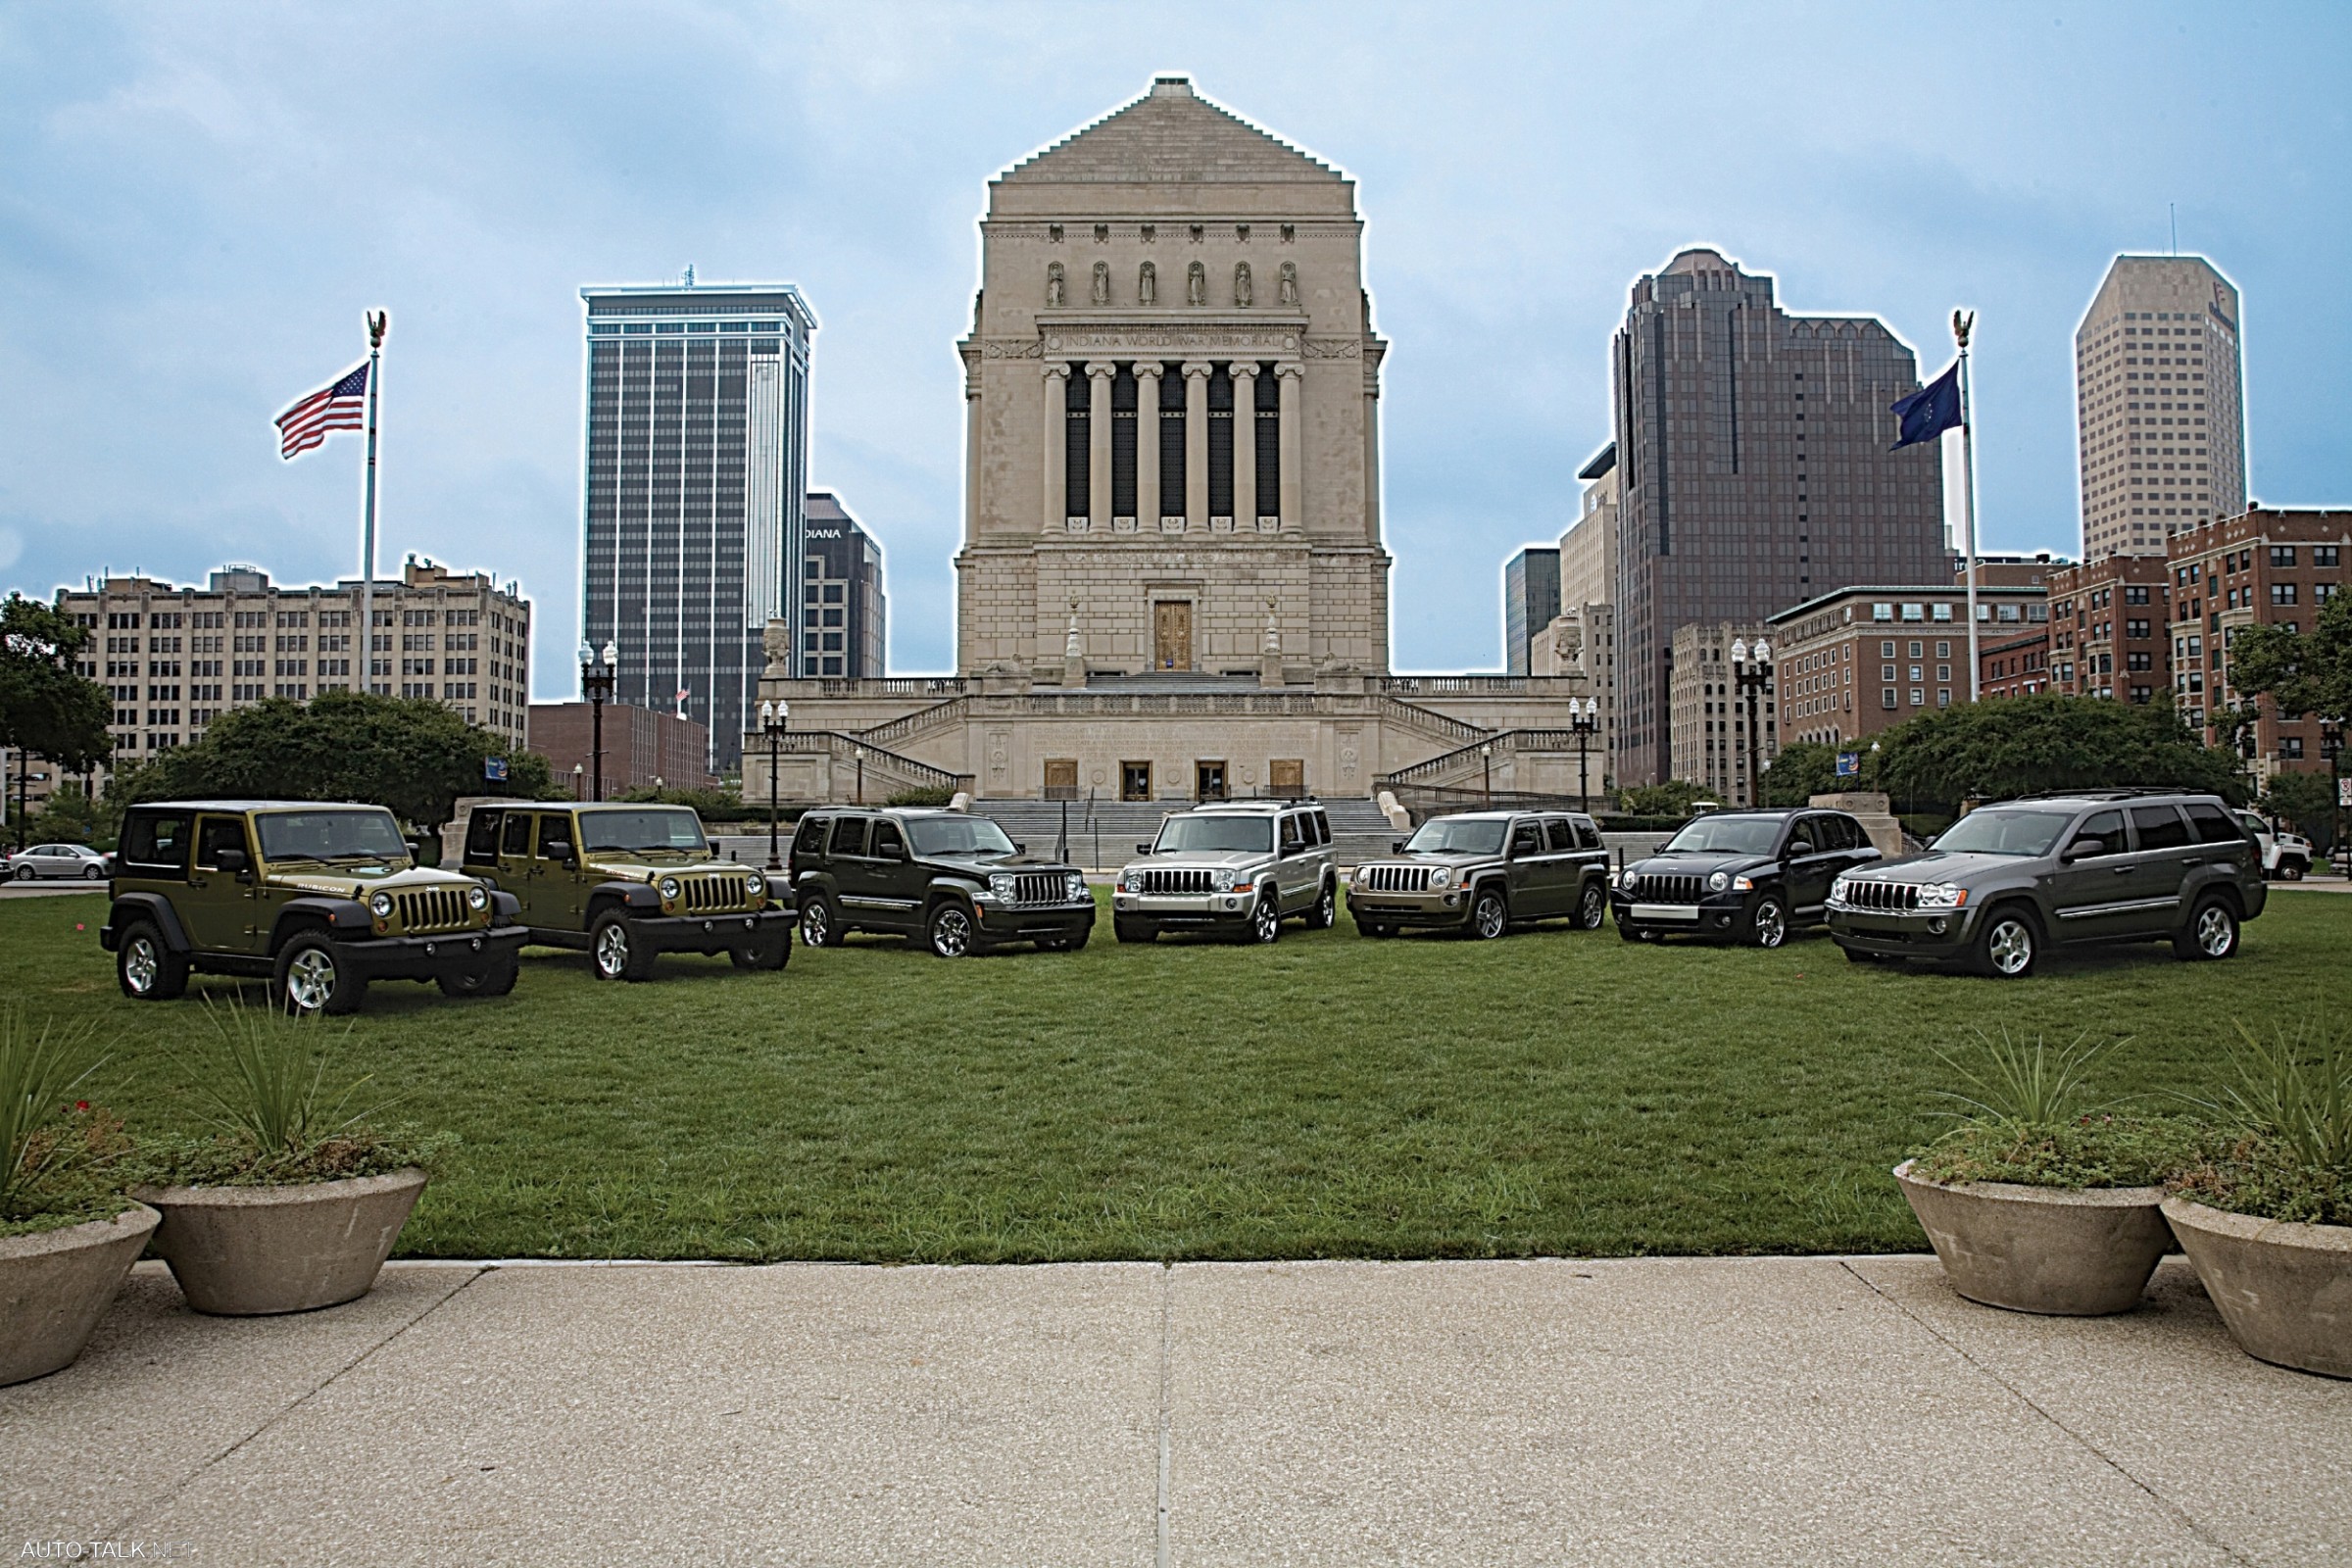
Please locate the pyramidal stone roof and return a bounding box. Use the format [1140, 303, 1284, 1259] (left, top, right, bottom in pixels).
[1000, 76, 1343, 186]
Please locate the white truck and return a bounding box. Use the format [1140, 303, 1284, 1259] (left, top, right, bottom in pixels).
[2234, 809, 2315, 881]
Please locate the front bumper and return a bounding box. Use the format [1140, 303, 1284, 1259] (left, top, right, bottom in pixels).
[971, 898, 1097, 946]
[1826, 901, 1980, 960]
[625, 907, 798, 955]
[1110, 890, 1256, 928]
[1608, 891, 1748, 938]
[1344, 886, 1471, 929]
[339, 924, 529, 981]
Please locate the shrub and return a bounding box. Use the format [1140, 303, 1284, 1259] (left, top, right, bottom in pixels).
[885, 786, 956, 808]
[1908, 1029, 2198, 1189]
[0, 1010, 131, 1235]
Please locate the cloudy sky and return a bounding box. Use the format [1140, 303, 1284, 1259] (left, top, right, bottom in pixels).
[4, 2, 2345, 686]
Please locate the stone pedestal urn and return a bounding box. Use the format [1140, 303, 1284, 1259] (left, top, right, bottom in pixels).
[135, 1170, 427, 1316]
[2162, 1199, 2352, 1379]
[1894, 1160, 2171, 1315]
[0, 1203, 160, 1385]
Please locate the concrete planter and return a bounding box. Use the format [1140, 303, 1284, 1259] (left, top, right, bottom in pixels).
[2163, 1198, 2352, 1379]
[0, 1202, 160, 1386]
[134, 1169, 427, 1316]
[1893, 1159, 2170, 1315]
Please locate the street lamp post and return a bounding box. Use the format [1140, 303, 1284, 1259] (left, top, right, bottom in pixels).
[579, 641, 617, 802]
[1568, 697, 1600, 815]
[571, 762, 583, 801]
[854, 745, 865, 807]
[1480, 741, 1494, 806]
[1730, 637, 1775, 809]
[760, 699, 789, 871]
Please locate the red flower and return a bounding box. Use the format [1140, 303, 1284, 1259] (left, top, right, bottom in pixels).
[75, 1100, 90, 1111]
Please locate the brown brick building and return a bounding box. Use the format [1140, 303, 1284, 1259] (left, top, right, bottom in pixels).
[1769, 583, 2049, 748]
[529, 702, 715, 797]
[1978, 629, 2054, 700]
[2166, 507, 2348, 778]
[2047, 555, 2173, 703]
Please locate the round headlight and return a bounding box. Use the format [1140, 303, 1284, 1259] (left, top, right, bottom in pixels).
[989, 873, 1015, 899]
[658, 875, 681, 900]
[1212, 869, 1237, 893]
[1065, 872, 1088, 901]
[466, 884, 489, 910]
[368, 892, 394, 918]
[1617, 870, 1638, 892]
[1831, 876, 1851, 900]
[746, 877, 764, 905]
[1708, 871, 1730, 893]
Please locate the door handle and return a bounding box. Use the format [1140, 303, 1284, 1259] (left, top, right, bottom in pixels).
[2112, 865, 2133, 875]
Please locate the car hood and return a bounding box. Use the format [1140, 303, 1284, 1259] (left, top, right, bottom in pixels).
[1374, 850, 1496, 869]
[1626, 850, 1775, 881]
[1129, 849, 1268, 871]
[581, 854, 727, 882]
[265, 864, 479, 898]
[929, 852, 1079, 873]
[1844, 849, 2031, 883]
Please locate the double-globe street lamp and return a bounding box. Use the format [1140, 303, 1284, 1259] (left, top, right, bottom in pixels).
[759, 699, 790, 871]
[577, 640, 618, 802]
[1729, 637, 1775, 810]
[1567, 696, 1601, 814]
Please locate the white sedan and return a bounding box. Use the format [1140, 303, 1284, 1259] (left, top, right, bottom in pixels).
[6, 843, 112, 881]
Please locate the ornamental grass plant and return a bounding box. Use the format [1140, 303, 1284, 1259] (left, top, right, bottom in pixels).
[2169, 1018, 2352, 1227]
[0, 1008, 131, 1236]
[1908, 1028, 2202, 1189]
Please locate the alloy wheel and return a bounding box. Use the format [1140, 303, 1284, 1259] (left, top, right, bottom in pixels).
[2196, 906, 2234, 956]
[1751, 899, 1786, 949]
[1252, 899, 1280, 943]
[285, 947, 337, 1010]
[1580, 884, 1606, 929]
[800, 904, 829, 948]
[595, 922, 631, 978]
[1473, 893, 1507, 940]
[1987, 918, 2034, 976]
[122, 937, 159, 996]
[930, 906, 972, 957]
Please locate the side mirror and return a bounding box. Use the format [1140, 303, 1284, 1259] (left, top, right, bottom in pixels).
[1012, 842, 1026, 855]
[2062, 837, 2104, 863]
[215, 848, 248, 873]
[1392, 840, 1407, 854]
[1137, 842, 1153, 856]
[545, 841, 574, 863]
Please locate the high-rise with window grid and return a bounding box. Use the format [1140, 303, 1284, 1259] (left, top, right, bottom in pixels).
[579, 282, 816, 770]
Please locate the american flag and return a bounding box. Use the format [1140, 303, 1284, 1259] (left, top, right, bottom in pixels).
[273, 362, 368, 459]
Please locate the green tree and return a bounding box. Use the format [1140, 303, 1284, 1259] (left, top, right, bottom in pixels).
[0, 595, 112, 775]
[2230, 589, 2352, 730]
[1760, 741, 1843, 807]
[1618, 779, 1706, 817]
[121, 689, 553, 832]
[2259, 768, 2338, 853]
[1873, 693, 2248, 812]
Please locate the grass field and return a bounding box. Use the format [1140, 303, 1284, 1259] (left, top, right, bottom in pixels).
[13, 889, 2347, 1262]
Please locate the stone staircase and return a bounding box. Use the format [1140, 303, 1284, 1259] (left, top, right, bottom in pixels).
[969, 796, 1400, 870]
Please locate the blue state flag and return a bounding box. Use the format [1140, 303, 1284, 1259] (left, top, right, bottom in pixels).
[484, 757, 508, 783]
[1836, 752, 1859, 779]
[1888, 363, 1961, 450]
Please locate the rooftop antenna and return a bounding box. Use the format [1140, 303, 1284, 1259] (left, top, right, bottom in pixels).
[682, 264, 696, 288]
[2169, 204, 2178, 256]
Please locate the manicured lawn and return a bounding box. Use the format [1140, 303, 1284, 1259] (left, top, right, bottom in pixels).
[14, 890, 2347, 1262]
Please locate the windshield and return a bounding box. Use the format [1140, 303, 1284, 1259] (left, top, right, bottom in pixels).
[1661, 816, 1782, 856]
[1403, 818, 1507, 855]
[256, 808, 409, 862]
[1153, 815, 1273, 855]
[906, 816, 1017, 858]
[577, 808, 710, 855]
[1933, 808, 2073, 858]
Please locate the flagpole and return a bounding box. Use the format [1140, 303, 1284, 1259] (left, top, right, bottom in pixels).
[361, 310, 387, 693]
[1953, 310, 1981, 703]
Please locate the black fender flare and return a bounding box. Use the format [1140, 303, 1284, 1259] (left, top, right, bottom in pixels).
[587, 881, 663, 920]
[268, 897, 373, 954]
[924, 877, 983, 914]
[108, 891, 192, 954]
[487, 889, 522, 925]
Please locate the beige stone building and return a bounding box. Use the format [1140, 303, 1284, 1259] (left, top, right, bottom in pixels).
[1667, 623, 1775, 806]
[749, 76, 1591, 807]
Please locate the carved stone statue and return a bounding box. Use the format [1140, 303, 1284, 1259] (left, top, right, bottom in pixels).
[1090, 260, 1109, 306]
[1234, 261, 1252, 308]
[1046, 261, 1064, 308]
[1138, 260, 1156, 306]
[1278, 261, 1299, 307]
[1186, 260, 1206, 306]
[760, 619, 792, 678]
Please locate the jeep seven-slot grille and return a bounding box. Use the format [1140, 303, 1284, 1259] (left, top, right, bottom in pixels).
[1009, 872, 1066, 905]
[1358, 864, 1434, 894]
[680, 875, 756, 914]
[1135, 868, 1214, 896]
[1842, 880, 1920, 912]
[1638, 874, 1704, 905]
[394, 887, 471, 933]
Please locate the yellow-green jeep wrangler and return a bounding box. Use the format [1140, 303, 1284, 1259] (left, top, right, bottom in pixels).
[459, 802, 793, 981]
[101, 800, 527, 1015]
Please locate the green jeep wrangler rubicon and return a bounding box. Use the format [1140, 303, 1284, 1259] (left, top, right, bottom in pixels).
[459, 802, 794, 981]
[102, 800, 527, 1015]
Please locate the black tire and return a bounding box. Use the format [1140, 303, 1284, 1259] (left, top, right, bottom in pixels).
[2174, 895, 2239, 962]
[1746, 894, 1788, 950]
[590, 910, 657, 981]
[1972, 905, 2040, 979]
[1247, 894, 1282, 945]
[1575, 879, 1608, 931]
[115, 917, 189, 1002]
[798, 895, 845, 949]
[1038, 928, 1091, 953]
[927, 900, 976, 958]
[1617, 918, 1643, 943]
[2283, 858, 2307, 882]
[1303, 880, 1337, 931]
[1357, 919, 1396, 939]
[730, 931, 791, 970]
[1468, 886, 1509, 941]
[438, 951, 519, 997]
[1114, 918, 1156, 944]
[84, 863, 107, 881]
[272, 931, 367, 1016]
[13, 864, 32, 882]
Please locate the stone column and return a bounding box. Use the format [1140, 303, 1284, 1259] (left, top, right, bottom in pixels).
[1087, 362, 1115, 530]
[1183, 361, 1212, 532]
[1133, 362, 1162, 529]
[1041, 363, 1069, 533]
[964, 370, 983, 539]
[1277, 363, 1304, 530]
[1229, 362, 1257, 530]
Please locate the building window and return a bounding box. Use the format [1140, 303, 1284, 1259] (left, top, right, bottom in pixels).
[2271, 546, 2297, 567]
[1882, 688, 1897, 710]
[2272, 583, 2298, 605]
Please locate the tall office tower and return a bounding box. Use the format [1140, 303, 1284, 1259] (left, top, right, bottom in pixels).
[1609, 248, 1946, 786]
[803, 491, 887, 678]
[2074, 255, 2245, 562]
[579, 282, 817, 770]
[1501, 546, 1559, 674]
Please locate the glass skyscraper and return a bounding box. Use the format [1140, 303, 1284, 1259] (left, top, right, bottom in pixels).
[579, 282, 816, 770]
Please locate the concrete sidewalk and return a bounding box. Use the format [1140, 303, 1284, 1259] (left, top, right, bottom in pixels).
[6, 1255, 2346, 1565]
